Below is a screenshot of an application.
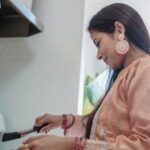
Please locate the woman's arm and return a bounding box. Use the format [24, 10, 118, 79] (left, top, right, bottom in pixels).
[64, 115, 88, 137]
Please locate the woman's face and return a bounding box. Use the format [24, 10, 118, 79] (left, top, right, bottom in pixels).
[90, 30, 125, 69]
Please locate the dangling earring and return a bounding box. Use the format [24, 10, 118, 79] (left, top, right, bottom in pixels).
[116, 33, 129, 55]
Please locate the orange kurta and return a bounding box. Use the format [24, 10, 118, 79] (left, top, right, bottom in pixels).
[66, 55, 150, 150]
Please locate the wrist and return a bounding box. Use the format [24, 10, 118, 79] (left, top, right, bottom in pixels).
[61, 114, 75, 135]
[56, 115, 63, 126]
[61, 114, 75, 128]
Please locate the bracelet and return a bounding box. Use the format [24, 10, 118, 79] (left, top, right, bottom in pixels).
[61, 114, 75, 128]
[61, 114, 75, 135]
[72, 137, 86, 150]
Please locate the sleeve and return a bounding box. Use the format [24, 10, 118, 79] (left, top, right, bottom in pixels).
[84, 63, 150, 150]
[64, 115, 88, 138]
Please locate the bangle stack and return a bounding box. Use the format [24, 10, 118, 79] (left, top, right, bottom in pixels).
[73, 137, 86, 150]
[61, 114, 75, 135]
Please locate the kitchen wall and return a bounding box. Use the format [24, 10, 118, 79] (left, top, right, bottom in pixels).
[0, 0, 85, 149]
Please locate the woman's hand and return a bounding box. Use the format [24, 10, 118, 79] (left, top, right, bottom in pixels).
[34, 114, 63, 133]
[17, 135, 74, 150]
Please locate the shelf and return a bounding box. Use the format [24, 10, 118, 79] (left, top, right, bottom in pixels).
[0, 0, 44, 37]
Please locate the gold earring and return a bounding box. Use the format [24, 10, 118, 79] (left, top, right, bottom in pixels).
[116, 33, 129, 55]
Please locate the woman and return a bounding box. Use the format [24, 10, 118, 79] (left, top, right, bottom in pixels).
[18, 3, 150, 150]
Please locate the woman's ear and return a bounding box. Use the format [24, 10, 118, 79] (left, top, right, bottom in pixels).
[114, 21, 125, 34]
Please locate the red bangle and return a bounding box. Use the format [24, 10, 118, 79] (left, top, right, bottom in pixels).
[72, 137, 86, 150]
[66, 114, 75, 128]
[61, 114, 75, 128]
[61, 114, 75, 135]
[61, 114, 67, 128]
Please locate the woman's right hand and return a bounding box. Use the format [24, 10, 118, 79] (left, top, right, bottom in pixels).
[34, 114, 63, 133]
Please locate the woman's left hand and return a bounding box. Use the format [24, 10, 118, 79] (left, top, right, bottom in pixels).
[17, 135, 74, 150]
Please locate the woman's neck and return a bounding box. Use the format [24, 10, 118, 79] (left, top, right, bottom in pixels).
[123, 45, 147, 67]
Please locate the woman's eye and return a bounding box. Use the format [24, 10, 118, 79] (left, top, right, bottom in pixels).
[93, 40, 100, 48]
[96, 42, 100, 48]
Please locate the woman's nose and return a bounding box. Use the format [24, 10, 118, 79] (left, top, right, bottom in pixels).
[97, 51, 102, 60]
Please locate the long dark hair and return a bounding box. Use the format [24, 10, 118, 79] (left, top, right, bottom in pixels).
[85, 3, 150, 138]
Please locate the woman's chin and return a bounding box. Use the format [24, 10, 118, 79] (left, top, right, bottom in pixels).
[109, 64, 118, 70]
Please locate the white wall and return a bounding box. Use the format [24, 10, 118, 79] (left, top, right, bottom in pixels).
[0, 0, 84, 149]
[21, 0, 33, 9]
